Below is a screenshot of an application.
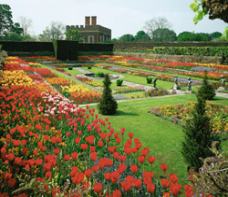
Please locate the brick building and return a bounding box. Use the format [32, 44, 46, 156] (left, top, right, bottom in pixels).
[66, 16, 111, 43]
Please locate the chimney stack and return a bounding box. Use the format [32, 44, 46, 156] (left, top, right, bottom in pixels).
[85, 16, 90, 26]
[91, 16, 97, 26]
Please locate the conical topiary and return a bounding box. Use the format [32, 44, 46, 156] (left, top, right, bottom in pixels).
[182, 95, 219, 171]
[98, 74, 117, 115]
[197, 72, 215, 100]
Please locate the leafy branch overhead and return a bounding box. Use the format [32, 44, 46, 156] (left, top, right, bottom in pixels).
[190, 0, 228, 24]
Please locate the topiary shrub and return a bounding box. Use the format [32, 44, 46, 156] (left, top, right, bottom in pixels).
[198, 72, 216, 100]
[68, 67, 73, 70]
[146, 76, 153, 84]
[87, 66, 92, 69]
[98, 74, 118, 115]
[116, 79, 123, 86]
[96, 72, 105, 77]
[182, 95, 218, 171]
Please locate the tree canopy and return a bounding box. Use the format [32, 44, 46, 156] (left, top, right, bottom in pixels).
[190, 0, 228, 23]
[65, 27, 80, 41]
[0, 4, 13, 36]
[152, 28, 177, 42]
[39, 22, 65, 41]
[144, 17, 172, 39]
[177, 31, 211, 41]
[118, 34, 135, 42]
[134, 31, 151, 41]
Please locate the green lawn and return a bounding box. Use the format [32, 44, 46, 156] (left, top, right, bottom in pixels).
[83, 66, 174, 89]
[64, 68, 81, 75]
[90, 94, 228, 183]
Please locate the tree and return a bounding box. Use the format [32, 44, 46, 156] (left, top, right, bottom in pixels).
[177, 32, 195, 41]
[0, 4, 13, 36]
[190, 0, 228, 23]
[144, 17, 171, 39]
[65, 27, 80, 41]
[182, 95, 216, 170]
[198, 73, 215, 100]
[152, 28, 177, 42]
[209, 32, 222, 40]
[177, 31, 210, 41]
[118, 34, 135, 42]
[19, 16, 32, 35]
[39, 22, 65, 41]
[3, 32, 23, 41]
[10, 22, 23, 35]
[195, 33, 210, 41]
[134, 31, 151, 41]
[98, 74, 118, 115]
[220, 27, 228, 41]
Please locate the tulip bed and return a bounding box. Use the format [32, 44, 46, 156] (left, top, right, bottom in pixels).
[150, 102, 228, 133]
[79, 55, 228, 81]
[0, 57, 200, 196]
[75, 75, 103, 87]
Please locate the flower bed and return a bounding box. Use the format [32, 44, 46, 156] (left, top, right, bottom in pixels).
[1, 70, 34, 87]
[0, 56, 200, 197]
[76, 75, 103, 87]
[150, 102, 228, 133]
[81, 55, 228, 80]
[46, 77, 70, 86]
[113, 86, 144, 94]
[62, 84, 101, 104]
[34, 68, 56, 78]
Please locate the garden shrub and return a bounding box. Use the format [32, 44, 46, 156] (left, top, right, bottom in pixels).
[182, 96, 218, 170]
[116, 79, 123, 86]
[197, 73, 215, 100]
[96, 72, 105, 77]
[98, 74, 118, 115]
[146, 76, 153, 84]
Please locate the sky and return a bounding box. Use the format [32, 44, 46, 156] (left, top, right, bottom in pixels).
[1, 0, 227, 38]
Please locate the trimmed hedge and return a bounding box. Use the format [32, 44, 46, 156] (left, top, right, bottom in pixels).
[150, 47, 228, 57]
[54, 40, 79, 60]
[0, 41, 54, 56]
[0, 41, 114, 59]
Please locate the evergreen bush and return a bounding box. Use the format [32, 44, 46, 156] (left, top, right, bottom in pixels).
[146, 76, 153, 84]
[182, 95, 218, 170]
[96, 72, 105, 77]
[116, 79, 123, 86]
[98, 74, 118, 115]
[198, 73, 215, 100]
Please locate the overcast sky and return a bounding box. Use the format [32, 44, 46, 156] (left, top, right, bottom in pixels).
[1, 0, 227, 38]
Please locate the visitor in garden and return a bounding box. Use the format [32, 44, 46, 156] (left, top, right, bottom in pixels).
[188, 78, 192, 91]
[173, 77, 179, 90]
[153, 78, 158, 89]
[220, 77, 226, 87]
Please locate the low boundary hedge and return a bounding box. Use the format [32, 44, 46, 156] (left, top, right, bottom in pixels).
[150, 47, 228, 57]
